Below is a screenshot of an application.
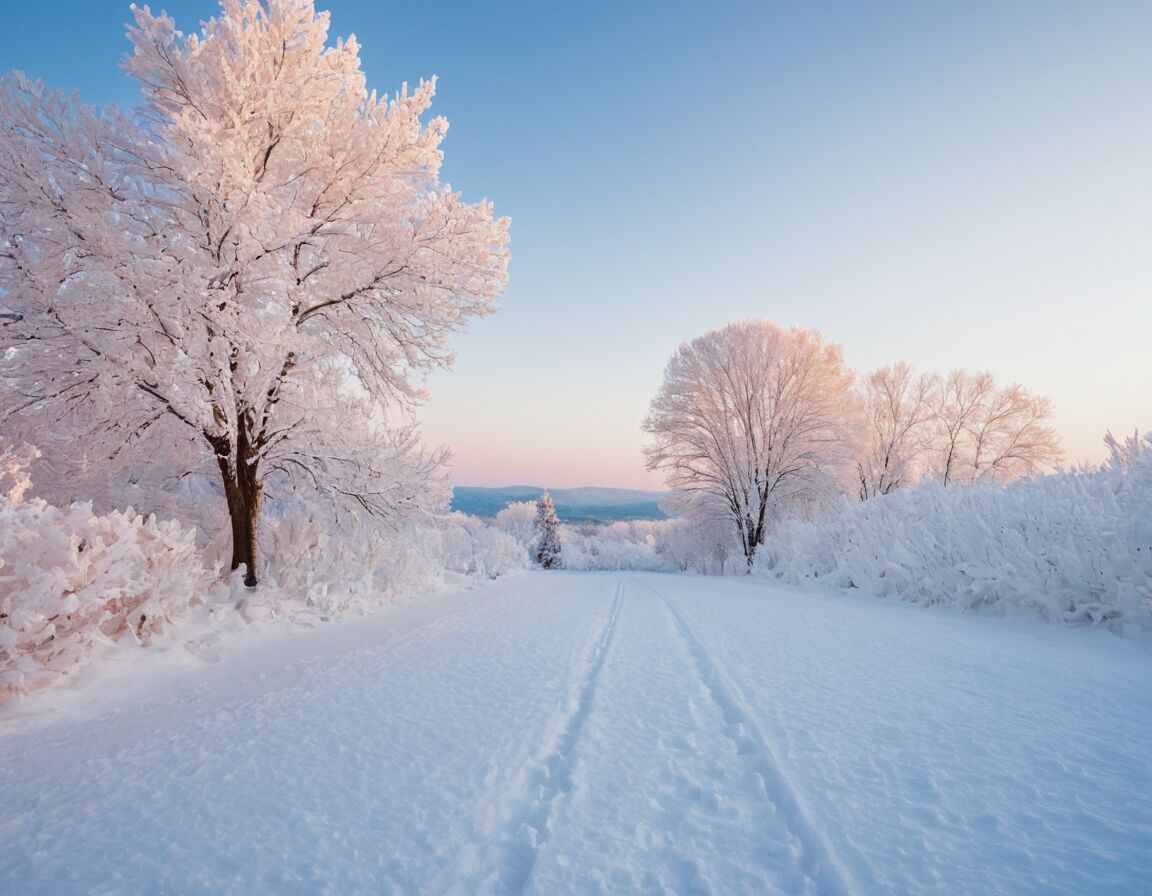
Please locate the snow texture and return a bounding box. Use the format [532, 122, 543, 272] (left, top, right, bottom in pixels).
[3, 571, 1149, 895]
[0, 491, 216, 699]
[0, 475, 527, 702]
[759, 443, 1152, 632]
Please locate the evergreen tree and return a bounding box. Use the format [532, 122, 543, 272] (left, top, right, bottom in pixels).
[534, 492, 562, 569]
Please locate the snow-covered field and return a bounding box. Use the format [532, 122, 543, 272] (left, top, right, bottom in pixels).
[2, 571, 1150, 895]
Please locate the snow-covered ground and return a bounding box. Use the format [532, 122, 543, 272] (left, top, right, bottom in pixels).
[2, 571, 1150, 895]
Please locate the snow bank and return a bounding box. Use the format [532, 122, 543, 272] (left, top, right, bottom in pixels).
[559, 521, 673, 572]
[0, 447, 529, 703]
[758, 432, 1152, 632]
[0, 489, 217, 700]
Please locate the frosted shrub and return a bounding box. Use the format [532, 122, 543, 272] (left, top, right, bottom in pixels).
[560, 530, 662, 572]
[556, 520, 675, 572]
[0, 490, 215, 699]
[256, 511, 445, 619]
[255, 510, 528, 620]
[493, 501, 537, 547]
[435, 512, 528, 580]
[655, 517, 742, 575]
[758, 433, 1152, 632]
[1, 440, 534, 701]
[467, 525, 529, 578]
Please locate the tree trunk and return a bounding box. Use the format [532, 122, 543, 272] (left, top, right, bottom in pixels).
[737, 517, 757, 572]
[217, 449, 263, 588]
[734, 516, 752, 569]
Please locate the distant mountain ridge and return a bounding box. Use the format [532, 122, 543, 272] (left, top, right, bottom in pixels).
[452, 486, 667, 522]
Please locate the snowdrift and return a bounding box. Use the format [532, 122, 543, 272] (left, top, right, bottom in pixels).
[0, 446, 529, 703]
[759, 434, 1152, 632]
[0, 492, 217, 699]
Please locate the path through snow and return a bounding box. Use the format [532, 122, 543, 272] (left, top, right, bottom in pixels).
[2, 572, 1150, 895]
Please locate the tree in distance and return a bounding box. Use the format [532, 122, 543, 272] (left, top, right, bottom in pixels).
[643, 320, 854, 568]
[855, 362, 937, 500]
[855, 364, 1062, 498]
[929, 369, 1061, 486]
[534, 492, 562, 569]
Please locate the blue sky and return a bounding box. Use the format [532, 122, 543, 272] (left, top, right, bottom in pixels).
[4, 1, 1150, 488]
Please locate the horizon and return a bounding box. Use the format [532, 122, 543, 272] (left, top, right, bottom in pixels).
[3, 0, 1149, 491]
[451, 484, 665, 493]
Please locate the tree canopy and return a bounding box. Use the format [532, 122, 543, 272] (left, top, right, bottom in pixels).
[0, 0, 510, 584]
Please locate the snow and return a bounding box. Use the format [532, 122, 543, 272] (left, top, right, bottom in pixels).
[758, 441, 1152, 632]
[0, 467, 529, 700]
[2, 571, 1150, 895]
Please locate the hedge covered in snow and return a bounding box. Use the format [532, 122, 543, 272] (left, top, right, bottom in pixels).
[0, 446, 530, 703]
[0, 490, 218, 700]
[757, 432, 1152, 632]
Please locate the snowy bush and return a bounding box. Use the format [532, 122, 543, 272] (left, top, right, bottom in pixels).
[0, 437, 532, 701]
[655, 516, 743, 575]
[758, 431, 1152, 632]
[559, 521, 670, 572]
[0, 482, 217, 700]
[493, 500, 537, 547]
[248, 509, 529, 621]
[435, 512, 529, 580]
[555, 519, 735, 573]
[251, 512, 442, 620]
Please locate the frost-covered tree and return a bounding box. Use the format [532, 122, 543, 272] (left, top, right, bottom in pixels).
[533, 492, 562, 569]
[1104, 428, 1150, 474]
[643, 321, 854, 567]
[929, 370, 1061, 485]
[494, 500, 537, 553]
[0, 1, 509, 585]
[856, 362, 938, 500]
[655, 499, 741, 575]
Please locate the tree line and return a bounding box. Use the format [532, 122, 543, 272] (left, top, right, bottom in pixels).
[0, 0, 1062, 588]
[643, 321, 1061, 567]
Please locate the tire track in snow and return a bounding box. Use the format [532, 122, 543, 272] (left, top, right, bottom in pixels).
[639, 578, 863, 896]
[2, 579, 566, 741]
[440, 581, 625, 895]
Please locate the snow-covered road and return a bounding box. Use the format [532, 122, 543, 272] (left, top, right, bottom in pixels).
[2, 572, 1150, 895]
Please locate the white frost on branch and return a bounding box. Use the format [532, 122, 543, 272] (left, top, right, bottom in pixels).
[0, 0, 510, 585]
[643, 320, 855, 566]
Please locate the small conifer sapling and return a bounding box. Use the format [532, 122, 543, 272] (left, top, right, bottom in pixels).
[534, 492, 562, 569]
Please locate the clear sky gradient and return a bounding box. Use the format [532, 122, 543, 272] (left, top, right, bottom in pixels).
[4, 1, 1149, 488]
